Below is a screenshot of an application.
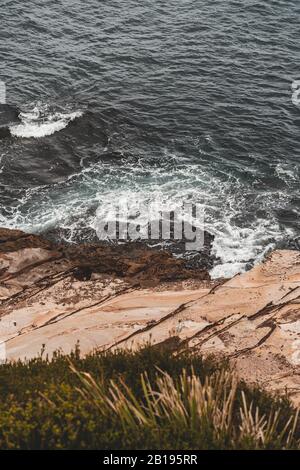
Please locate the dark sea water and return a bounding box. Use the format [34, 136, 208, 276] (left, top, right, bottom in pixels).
[0, 0, 299, 277]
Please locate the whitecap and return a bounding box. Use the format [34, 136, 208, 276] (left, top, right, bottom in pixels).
[0, 148, 295, 279]
[9, 105, 83, 138]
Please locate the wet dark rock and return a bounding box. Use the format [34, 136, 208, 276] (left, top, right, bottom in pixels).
[0, 228, 211, 286]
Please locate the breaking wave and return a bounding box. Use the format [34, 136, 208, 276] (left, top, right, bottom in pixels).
[1, 0, 299, 280]
[0, 148, 295, 279]
[9, 104, 83, 138]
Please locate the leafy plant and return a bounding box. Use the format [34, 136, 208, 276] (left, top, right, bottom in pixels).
[0, 346, 298, 449]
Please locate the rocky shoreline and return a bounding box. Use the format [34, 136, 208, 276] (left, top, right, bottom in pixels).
[1, 228, 300, 404]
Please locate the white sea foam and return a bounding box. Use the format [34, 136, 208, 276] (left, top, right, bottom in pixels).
[275, 163, 298, 185]
[209, 219, 289, 279]
[9, 105, 83, 138]
[0, 149, 294, 279]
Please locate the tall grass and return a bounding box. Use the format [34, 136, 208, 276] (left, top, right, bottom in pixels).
[72, 364, 299, 450]
[0, 346, 299, 449]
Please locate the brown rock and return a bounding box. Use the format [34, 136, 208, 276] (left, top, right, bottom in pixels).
[2, 228, 300, 405]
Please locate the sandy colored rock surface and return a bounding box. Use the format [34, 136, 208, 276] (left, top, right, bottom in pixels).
[0, 228, 211, 361]
[2, 229, 300, 404]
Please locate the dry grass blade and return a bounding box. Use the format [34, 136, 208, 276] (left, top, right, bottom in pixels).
[70, 362, 300, 448]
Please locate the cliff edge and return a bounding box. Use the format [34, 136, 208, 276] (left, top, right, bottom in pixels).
[1, 228, 300, 404]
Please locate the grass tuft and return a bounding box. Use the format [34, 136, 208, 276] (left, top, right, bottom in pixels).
[0, 346, 299, 449]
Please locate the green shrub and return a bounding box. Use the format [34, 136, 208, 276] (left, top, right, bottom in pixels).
[0, 346, 298, 450]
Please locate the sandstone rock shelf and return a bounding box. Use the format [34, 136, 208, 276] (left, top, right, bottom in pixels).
[1, 228, 300, 404]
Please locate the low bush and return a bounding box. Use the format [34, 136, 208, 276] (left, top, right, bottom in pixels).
[0, 346, 298, 449]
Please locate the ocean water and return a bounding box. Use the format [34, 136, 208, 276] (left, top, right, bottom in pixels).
[0, 0, 299, 277]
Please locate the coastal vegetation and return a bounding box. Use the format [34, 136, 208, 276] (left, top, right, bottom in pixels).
[0, 346, 299, 450]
